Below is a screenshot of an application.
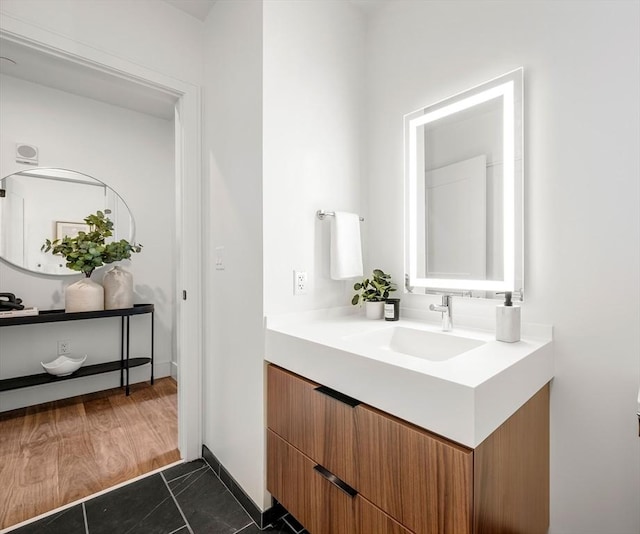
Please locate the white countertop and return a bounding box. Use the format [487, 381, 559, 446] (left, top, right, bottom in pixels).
[265, 310, 553, 448]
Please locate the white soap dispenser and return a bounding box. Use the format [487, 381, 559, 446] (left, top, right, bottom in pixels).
[496, 291, 520, 343]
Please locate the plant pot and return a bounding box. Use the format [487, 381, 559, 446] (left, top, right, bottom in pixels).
[65, 277, 104, 313]
[365, 301, 384, 320]
[103, 266, 134, 310]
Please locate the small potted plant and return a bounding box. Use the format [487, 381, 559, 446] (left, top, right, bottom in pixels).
[352, 269, 396, 319]
[42, 211, 142, 312]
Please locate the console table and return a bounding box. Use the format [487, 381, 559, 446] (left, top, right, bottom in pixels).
[0, 304, 154, 396]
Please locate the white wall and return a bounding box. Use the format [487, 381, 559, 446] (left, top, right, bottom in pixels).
[263, 0, 366, 315]
[202, 0, 266, 509]
[0, 75, 175, 411]
[201, 0, 366, 511]
[1, 0, 205, 461]
[0, 0, 203, 86]
[365, 1, 640, 532]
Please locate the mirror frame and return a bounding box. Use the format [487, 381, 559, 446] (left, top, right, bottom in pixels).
[0, 167, 136, 276]
[404, 68, 523, 294]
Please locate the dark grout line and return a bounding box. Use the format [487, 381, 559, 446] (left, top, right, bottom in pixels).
[160, 471, 194, 534]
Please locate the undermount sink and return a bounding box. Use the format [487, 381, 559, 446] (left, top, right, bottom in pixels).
[346, 326, 485, 361]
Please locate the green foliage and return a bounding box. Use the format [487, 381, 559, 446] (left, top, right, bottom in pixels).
[41, 211, 142, 277]
[352, 269, 396, 305]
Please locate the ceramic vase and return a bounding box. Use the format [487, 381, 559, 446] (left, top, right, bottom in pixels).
[103, 266, 134, 310]
[365, 301, 384, 320]
[65, 277, 104, 313]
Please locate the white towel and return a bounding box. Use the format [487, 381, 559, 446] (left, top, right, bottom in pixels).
[330, 211, 363, 280]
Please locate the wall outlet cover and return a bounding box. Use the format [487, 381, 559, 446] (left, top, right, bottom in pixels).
[294, 271, 307, 295]
[57, 340, 71, 355]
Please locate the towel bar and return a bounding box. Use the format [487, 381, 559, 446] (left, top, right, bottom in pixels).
[316, 210, 364, 222]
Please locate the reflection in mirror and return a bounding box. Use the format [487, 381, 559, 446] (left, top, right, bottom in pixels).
[0, 168, 134, 276]
[405, 68, 523, 298]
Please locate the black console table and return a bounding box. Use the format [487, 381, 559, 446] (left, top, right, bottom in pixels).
[0, 304, 154, 396]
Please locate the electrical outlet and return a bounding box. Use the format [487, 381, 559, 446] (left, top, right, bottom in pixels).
[58, 340, 71, 355]
[294, 270, 307, 295]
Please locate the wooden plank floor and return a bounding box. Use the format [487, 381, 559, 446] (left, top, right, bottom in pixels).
[0, 377, 179, 530]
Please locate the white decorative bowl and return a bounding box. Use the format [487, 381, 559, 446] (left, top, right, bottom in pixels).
[41, 355, 87, 376]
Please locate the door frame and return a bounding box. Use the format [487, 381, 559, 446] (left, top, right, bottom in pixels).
[0, 16, 204, 460]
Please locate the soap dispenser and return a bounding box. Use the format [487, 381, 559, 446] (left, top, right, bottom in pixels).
[496, 292, 520, 343]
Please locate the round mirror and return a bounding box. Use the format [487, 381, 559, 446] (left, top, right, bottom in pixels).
[0, 168, 135, 276]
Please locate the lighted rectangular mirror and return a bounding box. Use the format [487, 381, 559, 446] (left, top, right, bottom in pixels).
[404, 68, 523, 298]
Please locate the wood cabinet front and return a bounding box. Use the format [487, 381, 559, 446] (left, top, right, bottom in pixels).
[267, 430, 357, 534]
[356, 404, 473, 534]
[266, 364, 549, 534]
[267, 429, 411, 534]
[357, 497, 412, 534]
[473, 384, 550, 534]
[267, 365, 357, 486]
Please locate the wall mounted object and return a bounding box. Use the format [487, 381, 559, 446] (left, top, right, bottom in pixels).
[404, 68, 523, 297]
[0, 168, 135, 275]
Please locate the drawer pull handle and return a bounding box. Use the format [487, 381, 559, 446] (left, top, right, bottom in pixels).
[313, 465, 358, 498]
[314, 386, 361, 407]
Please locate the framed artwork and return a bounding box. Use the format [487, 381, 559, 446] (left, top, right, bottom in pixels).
[56, 221, 91, 240]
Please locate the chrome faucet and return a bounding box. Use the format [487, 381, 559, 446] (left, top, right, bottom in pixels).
[429, 295, 453, 331]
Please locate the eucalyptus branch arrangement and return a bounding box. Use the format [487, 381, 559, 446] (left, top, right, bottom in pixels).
[42, 211, 142, 278]
[351, 269, 396, 305]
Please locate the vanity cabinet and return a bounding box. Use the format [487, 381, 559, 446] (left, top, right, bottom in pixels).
[267, 430, 358, 533]
[267, 429, 410, 534]
[357, 496, 411, 534]
[356, 404, 473, 533]
[267, 364, 549, 534]
[267, 363, 357, 487]
[267, 365, 409, 534]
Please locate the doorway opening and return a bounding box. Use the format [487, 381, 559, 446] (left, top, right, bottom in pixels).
[0, 31, 202, 529]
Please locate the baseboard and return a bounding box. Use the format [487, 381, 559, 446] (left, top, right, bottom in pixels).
[202, 445, 285, 529]
[170, 361, 178, 380]
[154, 361, 171, 378]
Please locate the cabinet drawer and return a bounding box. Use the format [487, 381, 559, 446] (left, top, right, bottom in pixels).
[357, 497, 412, 534]
[267, 364, 357, 486]
[356, 405, 473, 534]
[267, 430, 357, 534]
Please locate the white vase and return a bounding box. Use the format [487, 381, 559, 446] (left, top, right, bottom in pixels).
[103, 266, 134, 310]
[365, 301, 384, 320]
[65, 277, 104, 313]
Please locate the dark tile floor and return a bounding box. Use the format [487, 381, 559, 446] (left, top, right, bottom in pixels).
[10, 459, 306, 534]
